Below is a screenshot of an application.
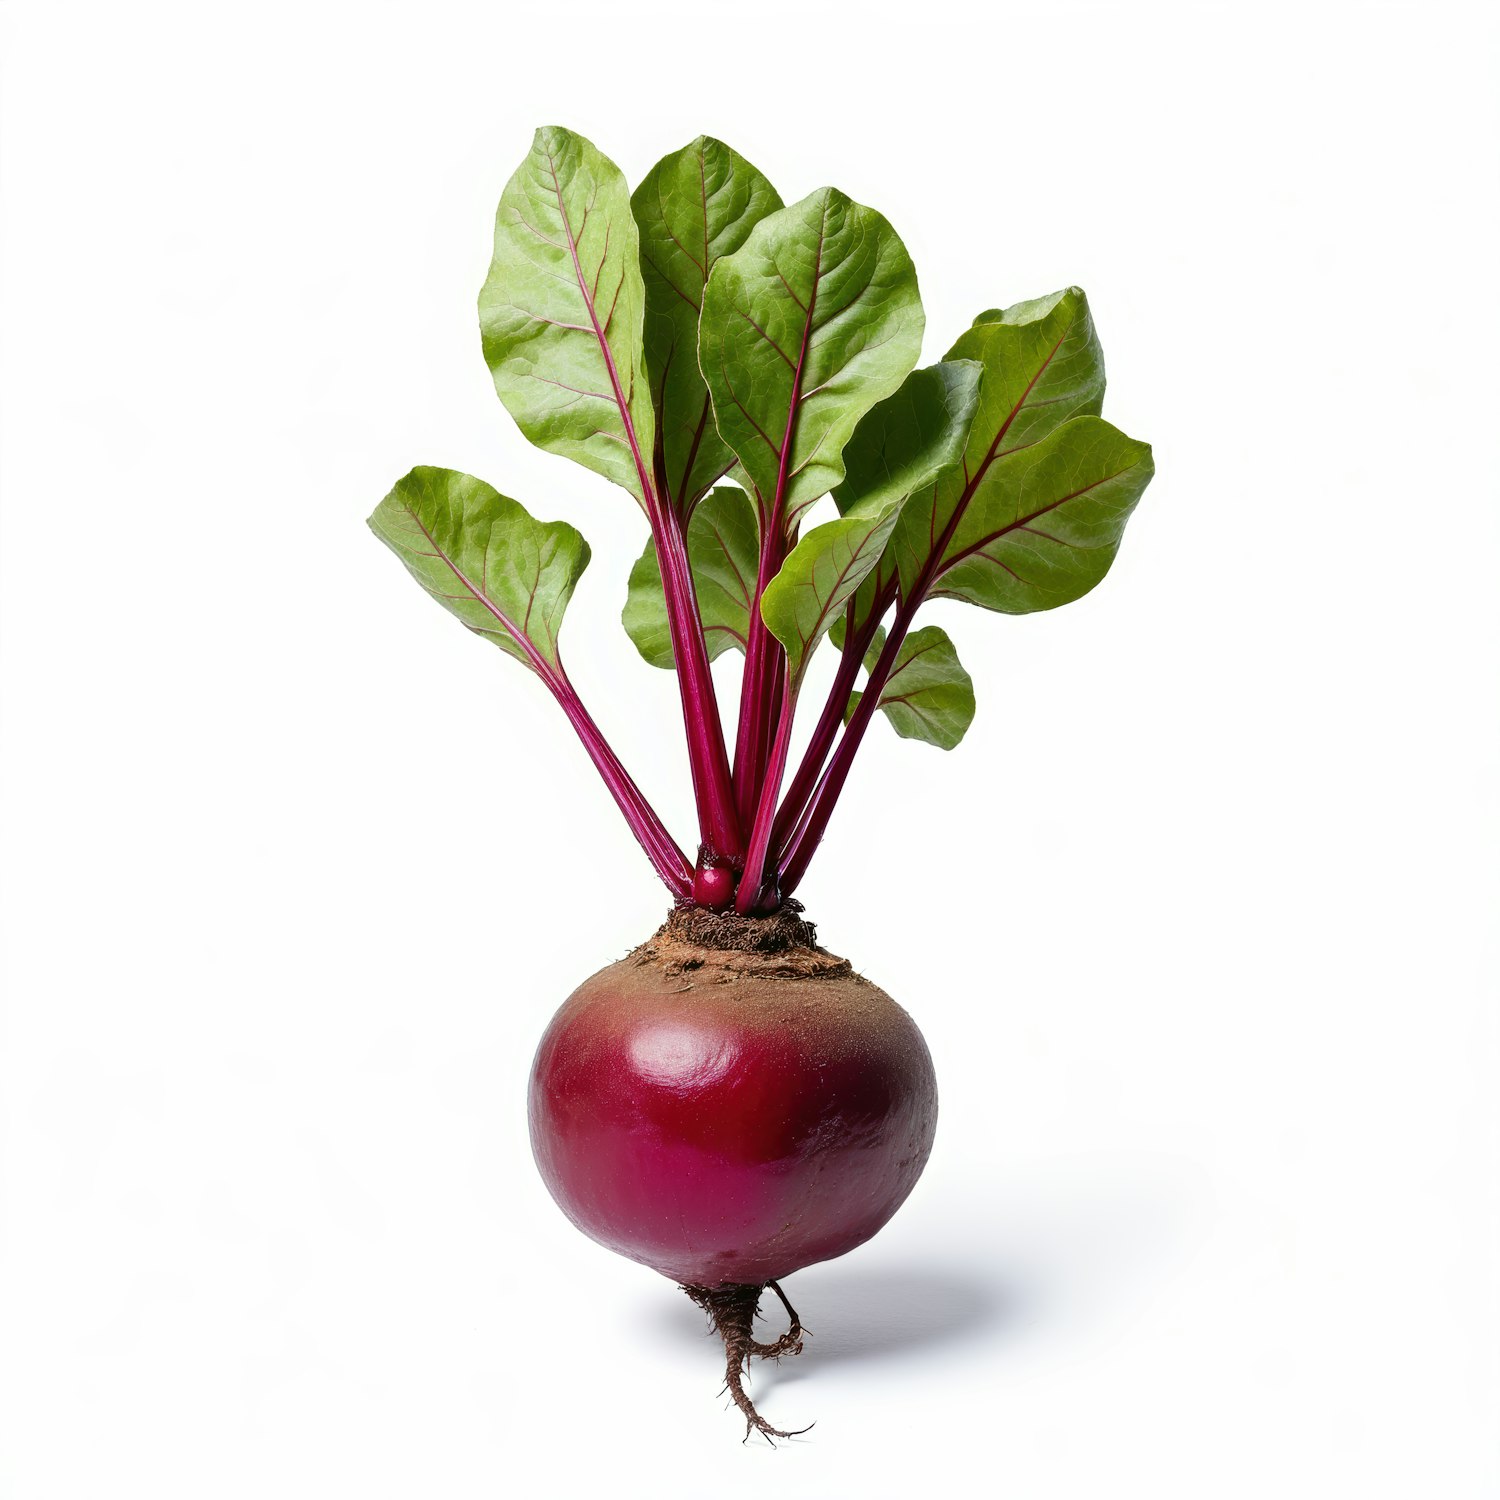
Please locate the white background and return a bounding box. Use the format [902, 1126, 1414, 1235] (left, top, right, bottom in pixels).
[2, 1, 1497, 1494]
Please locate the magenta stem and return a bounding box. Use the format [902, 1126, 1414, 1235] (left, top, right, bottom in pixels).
[735, 674, 799, 913]
[734, 227, 822, 839]
[397, 495, 692, 895]
[771, 592, 892, 857]
[650, 495, 745, 861]
[542, 664, 693, 897]
[731, 517, 788, 828]
[778, 594, 920, 898]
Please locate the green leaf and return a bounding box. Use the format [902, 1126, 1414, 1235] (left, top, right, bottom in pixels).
[632, 137, 782, 515]
[846, 626, 975, 749]
[832, 360, 984, 516]
[368, 466, 588, 674]
[478, 126, 656, 506]
[622, 486, 759, 668]
[929, 416, 1154, 614]
[890, 287, 1108, 598]
[833, 359, 984, 635]
[760, 487, 909, 687]
[969, 288, 1089, 329]
[951, 288, 1104, 461]
[699, 187, 924, 527]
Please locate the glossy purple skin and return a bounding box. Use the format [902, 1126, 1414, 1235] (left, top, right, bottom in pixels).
[691, 862, 735, 910]
[528, 954, 938, 1287]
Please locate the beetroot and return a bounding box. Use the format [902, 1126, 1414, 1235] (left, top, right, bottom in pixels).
[368, 127, 1151, 1437]
[530, 911, 936, 1283]
[530, 909, 936, 1436]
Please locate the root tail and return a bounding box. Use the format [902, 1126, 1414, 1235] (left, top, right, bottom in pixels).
[681, 1279, 812, 1443]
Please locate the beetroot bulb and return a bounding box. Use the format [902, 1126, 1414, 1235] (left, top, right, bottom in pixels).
[368, 127, 1152, 1437]
[530, 908, 937, 1435]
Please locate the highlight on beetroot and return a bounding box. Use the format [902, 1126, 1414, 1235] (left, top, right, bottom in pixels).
[368, 126, 1154, 1439]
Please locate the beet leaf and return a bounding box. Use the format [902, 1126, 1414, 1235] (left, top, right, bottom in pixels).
[480, 126, 741, 865]
[370, 131, 1154, 908]
[844, 625, 975, 750]
[632, 138, 783, 517]
[479, 128, 656, 503]
[369, 468, 692, 894]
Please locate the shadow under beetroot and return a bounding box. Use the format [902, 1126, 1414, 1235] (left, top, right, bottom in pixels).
[639, 1156, 1211, 1420]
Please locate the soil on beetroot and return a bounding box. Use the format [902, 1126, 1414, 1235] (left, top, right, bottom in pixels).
[659, 899, 824, 958]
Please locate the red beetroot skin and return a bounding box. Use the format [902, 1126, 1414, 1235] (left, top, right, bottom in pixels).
[528, 939, 938, 1288]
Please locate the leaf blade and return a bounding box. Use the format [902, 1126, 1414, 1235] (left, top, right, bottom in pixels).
[834, 358, 984, 635]
[632, 137, 782, 515]
[478, 126, 656, 505]
[847, 625, 975, 749]
[832, 360, 984, 516]
[761, 359, 982, 685]
[368, 466, 589, 673]
[760, 492, 906, 686]
[892, 287, 1106, 597]
[699, 187, 925, 527]
[932, 416, 1154, 614]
